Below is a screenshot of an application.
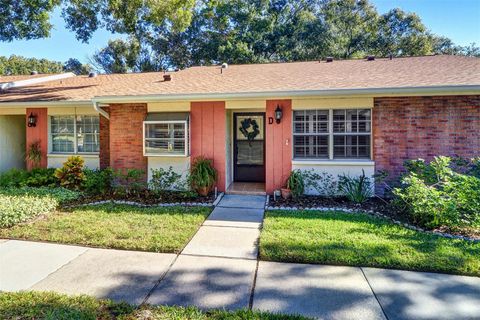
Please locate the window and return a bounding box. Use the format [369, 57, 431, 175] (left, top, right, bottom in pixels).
[143, 113, 189, 156]
[293, 110, 329, 159]
[50, 115, 99, 153]
[293, 109, 371, 160]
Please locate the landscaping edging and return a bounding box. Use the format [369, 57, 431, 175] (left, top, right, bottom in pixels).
[63, 192, 225, 209]
[265, 205, 480, 243]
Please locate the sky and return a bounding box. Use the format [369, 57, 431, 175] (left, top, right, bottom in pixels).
[0, 0, 479, 64]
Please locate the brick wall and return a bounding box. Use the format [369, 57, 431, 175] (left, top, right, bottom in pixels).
[373, 95, 480, 194]
[99, 107, 110, 169]
[108, 104, 147, 175]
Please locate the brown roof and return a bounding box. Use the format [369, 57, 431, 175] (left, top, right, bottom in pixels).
[1, 55, 479, 103]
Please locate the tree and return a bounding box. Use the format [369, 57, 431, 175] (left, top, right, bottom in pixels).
[322, 0, 379, 58]
[0, 55, 63, 75]
[0, 0, 60, 41]
[375, 9, 433, 57]
[63, 58, 91, 75]
[90, 38, 141, 73]
[61, 0, 196, 42]
[0, 0, 196, 43]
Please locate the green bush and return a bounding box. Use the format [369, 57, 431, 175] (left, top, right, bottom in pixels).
[55, 156, 86, 190]
[338, 170, 373, 204]
[149, 167, 187, 192]
[394, 156, 480, 229]
[303, 170, 338, 197]
[0, 168, 57, 188]
[113, 168, 147, 197]
[0, 169, 30, 188]
[0, 187, 81, 228]
[24, 168, 57, 187]
[286, 170, 305, 199]
[83, 168, 114, 195]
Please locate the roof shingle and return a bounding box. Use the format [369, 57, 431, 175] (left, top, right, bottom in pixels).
[1, 55, 479, 103]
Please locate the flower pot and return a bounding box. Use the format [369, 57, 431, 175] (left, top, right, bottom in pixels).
[281, 188, 292, 199]
[197, 186, 210, 197]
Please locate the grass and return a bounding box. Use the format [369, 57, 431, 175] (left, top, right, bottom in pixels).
[260, 210, 480, 276]
[0, 291, 309, 320]
[0, 204, 211, 253]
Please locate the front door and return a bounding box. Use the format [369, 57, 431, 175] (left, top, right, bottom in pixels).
[234, 113, 265, 182]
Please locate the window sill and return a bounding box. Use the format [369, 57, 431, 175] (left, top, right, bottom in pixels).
[48, 153, 99, 158]
[144, 154, 190, 158]
[292, 159, 374, 166]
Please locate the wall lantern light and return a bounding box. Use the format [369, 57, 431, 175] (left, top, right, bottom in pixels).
[274, 105, 283, 124]
[28, 112, 37, 127]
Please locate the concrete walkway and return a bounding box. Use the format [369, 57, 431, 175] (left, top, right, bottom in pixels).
[1, 195, 480, 320]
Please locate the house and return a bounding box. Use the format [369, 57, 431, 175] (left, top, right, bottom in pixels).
[0, 55, 479, 195]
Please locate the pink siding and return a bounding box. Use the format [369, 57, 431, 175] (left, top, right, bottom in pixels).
[265, 100, 292, 194]
[25, 108, 48, 169]
[190, 101, 226, 192]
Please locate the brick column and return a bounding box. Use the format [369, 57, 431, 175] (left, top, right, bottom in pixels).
[99, 107, 110, 169]
[108, 104, 147, 175]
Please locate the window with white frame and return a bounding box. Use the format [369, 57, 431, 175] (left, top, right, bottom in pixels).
[293, 109, 371, 159]
[143, 113, 189, 156]
[50, 115, 99, 153]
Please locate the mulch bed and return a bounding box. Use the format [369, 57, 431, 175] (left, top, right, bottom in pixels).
[64, 190, 215, 207]
[269, 195, 405, 219]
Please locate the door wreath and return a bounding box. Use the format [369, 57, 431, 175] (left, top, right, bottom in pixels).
[240, 118, 260, 145]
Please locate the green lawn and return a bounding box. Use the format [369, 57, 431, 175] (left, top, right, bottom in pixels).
[0, 291, 309, 320]
[0, 204, 211, 253]
[260, 210, 480, 276]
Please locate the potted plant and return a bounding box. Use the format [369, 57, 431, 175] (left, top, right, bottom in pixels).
[189, 157, 217, 196]
[282, 170, 305, 199]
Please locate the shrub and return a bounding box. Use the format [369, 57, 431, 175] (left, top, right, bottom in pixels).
[0, 168, 56, 188]
[394, 156, 480, 229]
[149, 167, 187, 192]
[286, 170, 305, 199]
[303, 170, 337, 197]
[83, 168, 114, 195]
[54, 156, 86, 190]
[0, 169, 30, 188]
[24, 168, 57, 187]
[338, 170, 373, 204]
[189, 157, 217, 196]
[113, 168, 147, 197]
[0, 187, 81, 228]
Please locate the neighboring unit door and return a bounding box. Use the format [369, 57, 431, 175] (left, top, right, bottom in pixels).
[234, 113, 265, 182]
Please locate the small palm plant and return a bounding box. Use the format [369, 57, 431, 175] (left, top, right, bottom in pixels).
[338, 170, 373, 204]
[26, 140, 42, 168]
[189, 157, 217, 196]
[282, 170, 305, 199]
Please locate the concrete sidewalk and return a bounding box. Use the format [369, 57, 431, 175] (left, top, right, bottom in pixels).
[1, 195, 480, 319]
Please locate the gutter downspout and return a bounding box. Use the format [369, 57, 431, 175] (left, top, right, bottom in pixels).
[92, 99, 109, 119]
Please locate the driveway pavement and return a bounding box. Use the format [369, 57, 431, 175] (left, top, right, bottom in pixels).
[1, 195, 479, 320]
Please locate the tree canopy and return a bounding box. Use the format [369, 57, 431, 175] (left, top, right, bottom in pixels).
[1, 0, 478, 75]
[0, 55, 90, 76]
